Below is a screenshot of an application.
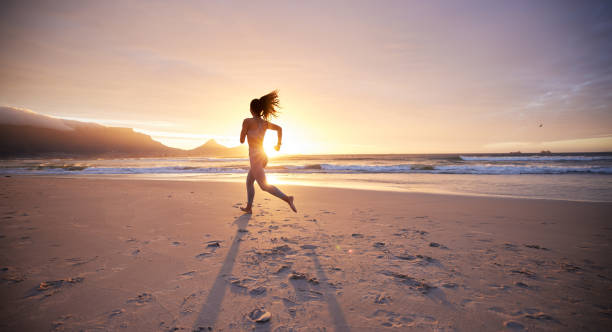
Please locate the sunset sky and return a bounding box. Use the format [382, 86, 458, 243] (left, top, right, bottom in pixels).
[1, 0, 611, 154]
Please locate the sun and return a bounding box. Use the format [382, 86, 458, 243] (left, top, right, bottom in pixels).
[259, 131, 278, 157]
[263, 143, 281, 157]
[263, 132, 311, 156]
[261, 127, 318, 156]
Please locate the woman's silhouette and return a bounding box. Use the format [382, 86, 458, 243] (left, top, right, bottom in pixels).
[239, 90, 297, 214]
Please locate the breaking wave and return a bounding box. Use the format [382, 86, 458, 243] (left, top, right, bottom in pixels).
[3, 163, 610, 175]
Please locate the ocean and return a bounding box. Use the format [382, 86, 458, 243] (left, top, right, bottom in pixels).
[2, 153, 612, 202]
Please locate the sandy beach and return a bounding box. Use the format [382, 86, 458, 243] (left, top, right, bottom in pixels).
[1, 176, 611, 331]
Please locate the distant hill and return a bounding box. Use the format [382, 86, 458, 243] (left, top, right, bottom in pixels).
[188, 139, 248, 157]
[0, 123, 180, 157]
[0, 106, 247, 158]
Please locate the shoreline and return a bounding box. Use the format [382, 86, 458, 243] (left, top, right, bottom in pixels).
[6, 173, 612, 204]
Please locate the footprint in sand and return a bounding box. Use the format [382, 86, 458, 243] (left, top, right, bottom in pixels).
[195, 252, 212, 260]
[127, 293, 153, 305]
[1, 267, 25, 284]
[65, 256, 98, 267]
[248, 308, 271, 323]
[511, 308, 558, 323]
[229, 279, 249, 293]
[524, 312, 558, 322]
[560, 262, 582, 273]
[442, 282, 458, 289]
[515, 281, 530, 289]
[504, 321, 525, 330]
[510, 269, 537, 279]
[372, 309, 420, 328]
[395, 253, 416, 261]
[33, 277, 84, 298]
[178, 271, 195, 280]
[289, 271, 307, 280]
[249, 286, 267, 296]
[504, 243, 520, 251]
[289, 271, 320, 286]
[108, 308, 125, 318]
[51, 315, 73, 331]
[380, 270, 434, 294]
[429, 242, 449, 249]
[524, 244, 550, 251]
[400, 254, 440, 267]
[280, 236, 297, 244]
[489, 284, 512, 291]
[374, 293, 392, 304]
[202, 240, 222, 255]
[281, 297, 299, 317]
[274, 265, 291, 274]
[180, 292, 202, 315]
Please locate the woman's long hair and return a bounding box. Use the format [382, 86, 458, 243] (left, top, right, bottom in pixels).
[250, 90, 280, 120]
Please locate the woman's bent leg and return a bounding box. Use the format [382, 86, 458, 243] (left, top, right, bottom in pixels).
[253, 167, 297, 212]
[253, 167, 286, 199]
[264, 184, 288, 200]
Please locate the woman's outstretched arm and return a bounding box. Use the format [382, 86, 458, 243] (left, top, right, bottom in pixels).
[267, 122, 282, 150]
[240, 119, 248, 144]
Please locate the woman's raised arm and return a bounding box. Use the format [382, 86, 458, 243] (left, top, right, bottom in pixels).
[267, 122, 282, 150]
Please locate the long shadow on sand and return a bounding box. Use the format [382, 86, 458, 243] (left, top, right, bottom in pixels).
[192, 213, 251, 331]
[300, 248, 351, 332]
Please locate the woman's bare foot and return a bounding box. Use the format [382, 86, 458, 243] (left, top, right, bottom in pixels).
[287, 196, 297, 213]
[240, 206, 252, 214]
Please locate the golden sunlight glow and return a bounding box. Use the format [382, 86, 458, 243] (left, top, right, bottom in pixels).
[262, 130, 315, 156]
[264, 173, 282, 185]
[2, 2, 610, 154]
[263, 131, 282, 157]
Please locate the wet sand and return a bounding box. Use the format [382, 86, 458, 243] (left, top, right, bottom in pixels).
[1, 176, 611, 331]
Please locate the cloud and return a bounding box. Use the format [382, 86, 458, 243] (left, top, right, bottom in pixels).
[132, 128, 238, 149]
[0, 106, 75, 131]
[55, 115, 176, 129]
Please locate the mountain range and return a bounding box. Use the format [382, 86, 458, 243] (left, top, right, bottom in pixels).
[0, 106, 247, 158]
